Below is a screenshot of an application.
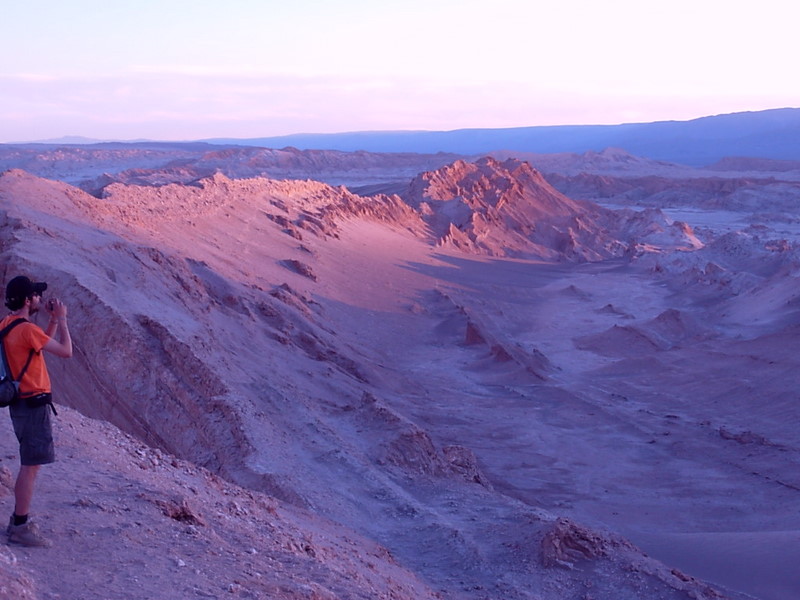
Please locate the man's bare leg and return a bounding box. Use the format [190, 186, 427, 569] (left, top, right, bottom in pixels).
[14, 464, 41, 517]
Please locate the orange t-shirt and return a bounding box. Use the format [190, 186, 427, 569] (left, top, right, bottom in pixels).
[0, 315, 51, 397]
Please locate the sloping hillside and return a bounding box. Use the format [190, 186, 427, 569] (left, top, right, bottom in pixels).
[3, 162, 797, 599]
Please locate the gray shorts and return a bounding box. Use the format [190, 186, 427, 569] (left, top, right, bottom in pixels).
[10, 400, 55, 466]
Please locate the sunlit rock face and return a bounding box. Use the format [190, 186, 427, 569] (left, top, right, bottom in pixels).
[402, 157, 621, 259]
[404, 157, 703, 259]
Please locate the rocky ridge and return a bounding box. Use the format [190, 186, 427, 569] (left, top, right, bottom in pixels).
[402, 157, 701, 259]
[0, 143, 463, 192]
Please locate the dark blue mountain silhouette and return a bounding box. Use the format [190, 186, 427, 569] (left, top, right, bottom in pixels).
[203, 108, 800, 167]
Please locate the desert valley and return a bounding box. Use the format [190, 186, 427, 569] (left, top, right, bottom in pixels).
[1, 125, 799, 600]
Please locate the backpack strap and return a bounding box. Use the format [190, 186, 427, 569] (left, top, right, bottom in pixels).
[15, 349, 36, 385]
[0, 318, 28, 340]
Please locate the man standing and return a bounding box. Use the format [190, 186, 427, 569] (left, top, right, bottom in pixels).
[2, 275, 72, 547]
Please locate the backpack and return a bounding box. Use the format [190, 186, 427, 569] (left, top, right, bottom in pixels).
[0, 318, 35, 408]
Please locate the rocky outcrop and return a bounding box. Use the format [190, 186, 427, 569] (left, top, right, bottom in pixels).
[541, 517, 632, 568]
[575, 308, 712, 358]
[401, 156, 707, 260]
[403, 157, 628, 260]
[615, 207, 703, 253]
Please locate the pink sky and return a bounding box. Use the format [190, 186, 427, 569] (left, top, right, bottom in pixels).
[1, 0, 797, 142]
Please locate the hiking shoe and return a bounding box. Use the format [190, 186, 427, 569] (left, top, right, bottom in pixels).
[7, 520, 51, 548]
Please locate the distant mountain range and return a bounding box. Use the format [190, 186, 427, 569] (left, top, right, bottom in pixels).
[202, 108, 800, 167]
[13, 108, 800, 167]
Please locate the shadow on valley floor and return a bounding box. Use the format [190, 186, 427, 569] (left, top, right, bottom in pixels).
[399, 252, 631, 292]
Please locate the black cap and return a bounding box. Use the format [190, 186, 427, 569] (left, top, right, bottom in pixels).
[5, 275, 47, 309]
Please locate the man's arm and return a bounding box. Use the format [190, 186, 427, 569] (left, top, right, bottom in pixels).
[42, 298, 72, 358]
[44, 315, 58, 339]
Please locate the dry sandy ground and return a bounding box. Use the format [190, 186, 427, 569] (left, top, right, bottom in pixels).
[1, 155, 798, 599]
[0, 407, 441, 600]
[369, 251, 800, 600]
[273, 207, 800, 599]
